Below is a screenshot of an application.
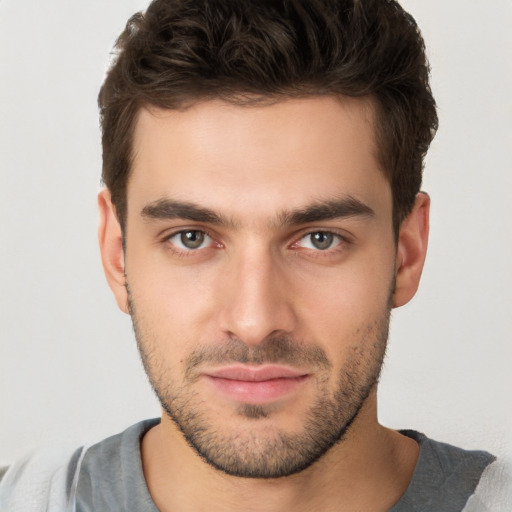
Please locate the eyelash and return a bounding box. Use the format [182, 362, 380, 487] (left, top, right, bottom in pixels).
[161, 228, 350, 257]
[162, 229, 221, 256]
[292, 231, 347, 254]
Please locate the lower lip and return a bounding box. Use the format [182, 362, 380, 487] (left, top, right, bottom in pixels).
[205, 375, 309, 404]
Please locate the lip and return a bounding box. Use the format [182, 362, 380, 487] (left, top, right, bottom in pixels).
[206, 365, 307, 381]
[202, 365, 310, 404]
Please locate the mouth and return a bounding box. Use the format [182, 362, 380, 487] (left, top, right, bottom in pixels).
[202, 365, 310, 404]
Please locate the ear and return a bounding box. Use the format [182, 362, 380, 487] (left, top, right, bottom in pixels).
[98, 189, 129, 314]
[393, 192, 430, 308]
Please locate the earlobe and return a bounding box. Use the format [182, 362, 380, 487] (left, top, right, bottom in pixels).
[97, 189, 129, 314]
[393, 192, 430, 308]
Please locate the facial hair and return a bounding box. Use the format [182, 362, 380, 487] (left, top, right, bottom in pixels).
[129, 291, 390, 479]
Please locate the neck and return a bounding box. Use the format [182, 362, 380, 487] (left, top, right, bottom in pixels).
[141, 390, 419, 512]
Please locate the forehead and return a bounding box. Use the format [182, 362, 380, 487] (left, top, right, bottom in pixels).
[128, 96, 391, 224]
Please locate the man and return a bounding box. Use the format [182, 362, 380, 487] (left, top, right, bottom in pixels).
[0, 0, 502, 510]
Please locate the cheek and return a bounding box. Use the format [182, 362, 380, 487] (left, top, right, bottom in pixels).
[126, 254, 221, 347]
[291, 252, 395, 343]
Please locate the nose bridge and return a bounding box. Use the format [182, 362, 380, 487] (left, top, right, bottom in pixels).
[219, 239, 295, 345]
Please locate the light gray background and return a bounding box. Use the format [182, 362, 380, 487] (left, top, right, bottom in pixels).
[0, 0, 511, 474]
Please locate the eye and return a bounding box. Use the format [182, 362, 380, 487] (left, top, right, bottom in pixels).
[167, 230, 212, 250]
[298, 231, 343, 251]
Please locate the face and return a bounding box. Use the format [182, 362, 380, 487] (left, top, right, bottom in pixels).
[112, 96, 401, 478]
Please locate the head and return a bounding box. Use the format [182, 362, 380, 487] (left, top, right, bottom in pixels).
[98, 0, 435, 479]
[99, 0, 437, 237]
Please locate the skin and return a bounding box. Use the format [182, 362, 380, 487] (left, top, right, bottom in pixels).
[98, 96, 429, 511]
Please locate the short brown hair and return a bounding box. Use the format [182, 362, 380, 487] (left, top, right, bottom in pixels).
[98, 0, 438, 235]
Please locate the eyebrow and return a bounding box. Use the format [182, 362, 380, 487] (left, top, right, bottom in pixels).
[141, 199, 235, 227]
[278, 196, 375, 225]
[140, 196, 374, 228]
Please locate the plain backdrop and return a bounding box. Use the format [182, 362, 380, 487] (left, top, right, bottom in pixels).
[0, 0, 511, 475]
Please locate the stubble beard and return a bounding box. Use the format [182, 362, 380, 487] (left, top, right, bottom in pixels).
[130, 295, 390, 479]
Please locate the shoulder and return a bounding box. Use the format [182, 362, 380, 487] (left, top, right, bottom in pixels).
[408, 430, 496, 476]
[75, 418, 159, 511]
[0, 444, 86, 512]
[0, 419, 158, 512]
[392, 430, 497, 512]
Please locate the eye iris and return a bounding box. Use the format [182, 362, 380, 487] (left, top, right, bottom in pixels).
[180, 230, 205, 249]
[311, 232, 333, 250]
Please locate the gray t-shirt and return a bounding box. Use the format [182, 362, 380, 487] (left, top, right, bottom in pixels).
[0, 419, 497, 511]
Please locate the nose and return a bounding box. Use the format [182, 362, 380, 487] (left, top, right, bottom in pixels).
[218, 244, 296, 346]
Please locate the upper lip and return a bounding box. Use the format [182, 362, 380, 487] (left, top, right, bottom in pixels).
[204, 365, 308, 382]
